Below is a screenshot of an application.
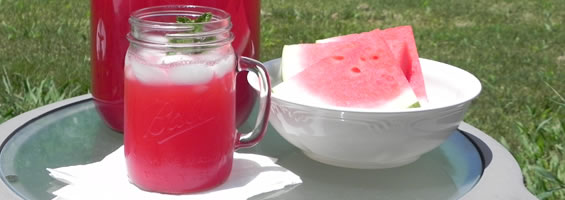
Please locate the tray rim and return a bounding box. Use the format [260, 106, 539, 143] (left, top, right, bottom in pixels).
[0, 93, 536, 199]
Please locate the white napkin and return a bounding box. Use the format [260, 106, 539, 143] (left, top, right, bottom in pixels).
[47, 146, 302, 200]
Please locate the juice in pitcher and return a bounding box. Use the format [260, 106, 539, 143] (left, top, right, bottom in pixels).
[91, 0, 260, 131]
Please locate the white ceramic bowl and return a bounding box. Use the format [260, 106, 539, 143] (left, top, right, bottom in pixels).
[264, 58, 482, 169]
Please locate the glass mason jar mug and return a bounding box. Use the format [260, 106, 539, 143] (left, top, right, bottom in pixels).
[124, 5, 271, 194]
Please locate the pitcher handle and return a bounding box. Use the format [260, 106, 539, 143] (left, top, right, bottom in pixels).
[235, 57, 271, 149]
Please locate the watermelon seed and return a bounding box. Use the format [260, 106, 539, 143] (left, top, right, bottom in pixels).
[351, 67, 361, 73]
[332, 55, 344, 60]
[371, 55, 379, 60]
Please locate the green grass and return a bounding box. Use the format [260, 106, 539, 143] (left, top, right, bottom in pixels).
[1, 0, 564, 198]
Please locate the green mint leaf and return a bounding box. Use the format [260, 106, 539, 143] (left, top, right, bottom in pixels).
[176, 16, 193, 23]
[173, 13, 214, 37]
[169, 13, 215, 54]
[194, 12, 212, 23]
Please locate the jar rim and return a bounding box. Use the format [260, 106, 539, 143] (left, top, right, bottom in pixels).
[129, 5, 232, 28]
[127, 5, 234, 49]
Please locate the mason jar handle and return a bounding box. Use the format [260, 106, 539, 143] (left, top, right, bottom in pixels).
[235, 57, 271, 149]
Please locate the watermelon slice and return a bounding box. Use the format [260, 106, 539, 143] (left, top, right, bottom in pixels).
[274, 35, 419, 109]
[317, 26, 428, 102]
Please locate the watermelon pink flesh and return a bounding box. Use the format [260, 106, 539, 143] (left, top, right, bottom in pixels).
[281, 39, 362, 80]
[379, 26, 427, 102]
[275, 35, 418, 109]
[317, 26, 428, 102]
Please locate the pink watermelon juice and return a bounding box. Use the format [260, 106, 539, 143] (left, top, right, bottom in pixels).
[124, 48, 236, 193]
[91, 0, 260, 132]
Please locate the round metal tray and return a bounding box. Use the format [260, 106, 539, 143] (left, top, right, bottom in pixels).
[0, 94, 536, 199]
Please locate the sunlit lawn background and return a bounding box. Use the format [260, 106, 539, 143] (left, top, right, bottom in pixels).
[1, 0, 564, 199]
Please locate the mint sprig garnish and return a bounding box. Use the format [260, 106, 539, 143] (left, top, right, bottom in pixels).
[177, 12, 212, 23]
[167, 13, 214, 55]
[176, 12, 212, 33]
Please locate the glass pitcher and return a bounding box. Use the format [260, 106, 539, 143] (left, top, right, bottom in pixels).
[91, 0, 260, 132]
